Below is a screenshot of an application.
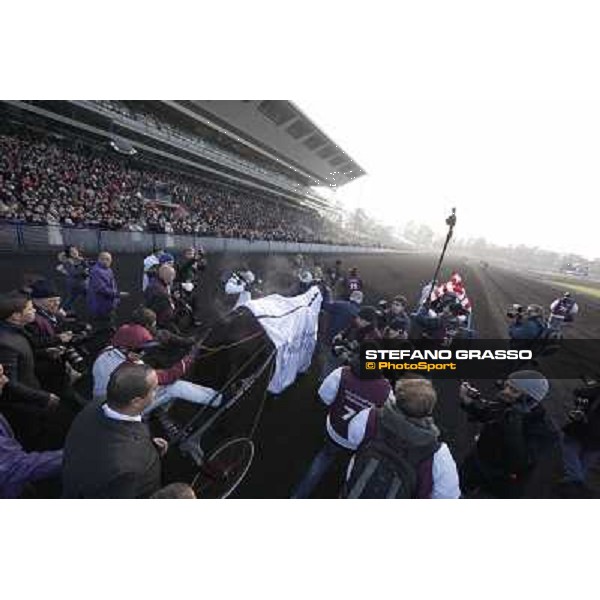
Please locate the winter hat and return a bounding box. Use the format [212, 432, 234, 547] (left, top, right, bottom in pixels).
[507, 370, 549, 403]
[159, 252, 175, 264]
[30, 279, 60, 299]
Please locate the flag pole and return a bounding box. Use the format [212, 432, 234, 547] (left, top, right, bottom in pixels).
[424, 208, 457, 310]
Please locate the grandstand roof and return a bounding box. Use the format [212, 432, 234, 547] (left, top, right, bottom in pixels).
[164, 101, 366, 188]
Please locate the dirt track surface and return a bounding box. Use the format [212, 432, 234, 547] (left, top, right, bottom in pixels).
[1, 251, 599, 498]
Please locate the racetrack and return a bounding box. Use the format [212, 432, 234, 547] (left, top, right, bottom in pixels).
[2, 250, 599, 498]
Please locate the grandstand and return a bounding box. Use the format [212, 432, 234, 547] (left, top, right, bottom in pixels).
[0, 100, 364, 225]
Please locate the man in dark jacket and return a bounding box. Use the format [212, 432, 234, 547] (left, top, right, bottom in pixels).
[0, 292, 61, 448]
[61, 246, 89, 313]
[321, 290, 363, 345]
[62, 362, 166, 498]
[0, 364, 63, 498]
[559, 379, 600, 497]
[145, 264, 178, 331]
[459, 371, 559, 498]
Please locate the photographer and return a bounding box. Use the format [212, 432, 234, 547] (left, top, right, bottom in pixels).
[413, 296, 464, 344]
[559, 377, 600, 496]
[459, 371, 559, 498]
[26, 279, 89, 405]
[323, 305, 382, 379]
[379, 295, 410, 334]
[508, 304, 546, 341]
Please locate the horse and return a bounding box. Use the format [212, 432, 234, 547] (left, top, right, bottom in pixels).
[150, 305, 277, 498]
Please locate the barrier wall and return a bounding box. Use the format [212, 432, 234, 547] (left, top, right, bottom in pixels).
[0, 222, 397, 255]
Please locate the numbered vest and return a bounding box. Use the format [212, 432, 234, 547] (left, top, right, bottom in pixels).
[346, 276, 363, 293]
[329, 368, 391, 442]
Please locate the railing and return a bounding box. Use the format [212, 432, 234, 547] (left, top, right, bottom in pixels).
[0, 222, 397, 256]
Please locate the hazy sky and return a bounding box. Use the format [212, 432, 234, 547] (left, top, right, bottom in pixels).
[298, 9, 600, 260]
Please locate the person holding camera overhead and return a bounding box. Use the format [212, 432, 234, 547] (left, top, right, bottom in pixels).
[458, 371, 559, 498]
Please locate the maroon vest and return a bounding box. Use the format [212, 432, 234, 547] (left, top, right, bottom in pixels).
[346, 276, 363, 293]
[329, 367, 391, 440]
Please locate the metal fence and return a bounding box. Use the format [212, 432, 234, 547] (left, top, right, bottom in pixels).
[0, 222, 397, 256]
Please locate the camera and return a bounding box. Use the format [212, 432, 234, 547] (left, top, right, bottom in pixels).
[63, 346, 86, 371]
[331, 338, 359, 363]
[568, 376, 600, 422]
[506, 304, 524, 319]
[461, 381, 481, 400]
[60, 329, 91, 373]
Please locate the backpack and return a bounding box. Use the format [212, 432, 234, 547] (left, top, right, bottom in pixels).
[342, 406, 440, 499]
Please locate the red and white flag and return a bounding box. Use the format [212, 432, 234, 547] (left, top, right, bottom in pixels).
[431, 272, 472, 312]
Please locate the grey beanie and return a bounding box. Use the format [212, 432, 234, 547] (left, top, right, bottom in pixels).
[507, 370, 549, 403]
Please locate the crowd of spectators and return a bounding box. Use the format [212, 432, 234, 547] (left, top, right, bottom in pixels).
[0, 125, 365, 245]
[92, 100, 313, 196]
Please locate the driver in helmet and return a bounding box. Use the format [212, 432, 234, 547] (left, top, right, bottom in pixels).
[92, 316, 222, 415]
[224, 268, 257, 310]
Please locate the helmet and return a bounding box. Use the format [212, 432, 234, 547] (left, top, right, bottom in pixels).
[563, 292, 571, 298]
[240, 270, 255, 285]
[111, 324, 158, 351]
[298, 270, 313, 284]
[313, 266, 323, 281]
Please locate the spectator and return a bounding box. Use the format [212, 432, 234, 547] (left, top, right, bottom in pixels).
[0, 364, 63, 498]
[0, 292, 61, 448]
[0, 125, 378, 246]
[142, 248, 163, 291]
[62, 362, 166, 498]
[87, 252, 127, 331]
[144, 264, 177, 331]
[343, 376, 461, 499]
[60, 246, 90, 313]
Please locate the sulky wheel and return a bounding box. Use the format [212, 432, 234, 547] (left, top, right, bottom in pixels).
[191, 437, 255, 499]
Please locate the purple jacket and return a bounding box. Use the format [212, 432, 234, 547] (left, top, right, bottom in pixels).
[0, 413, 63, 498]
[87, 263, 119, 317]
